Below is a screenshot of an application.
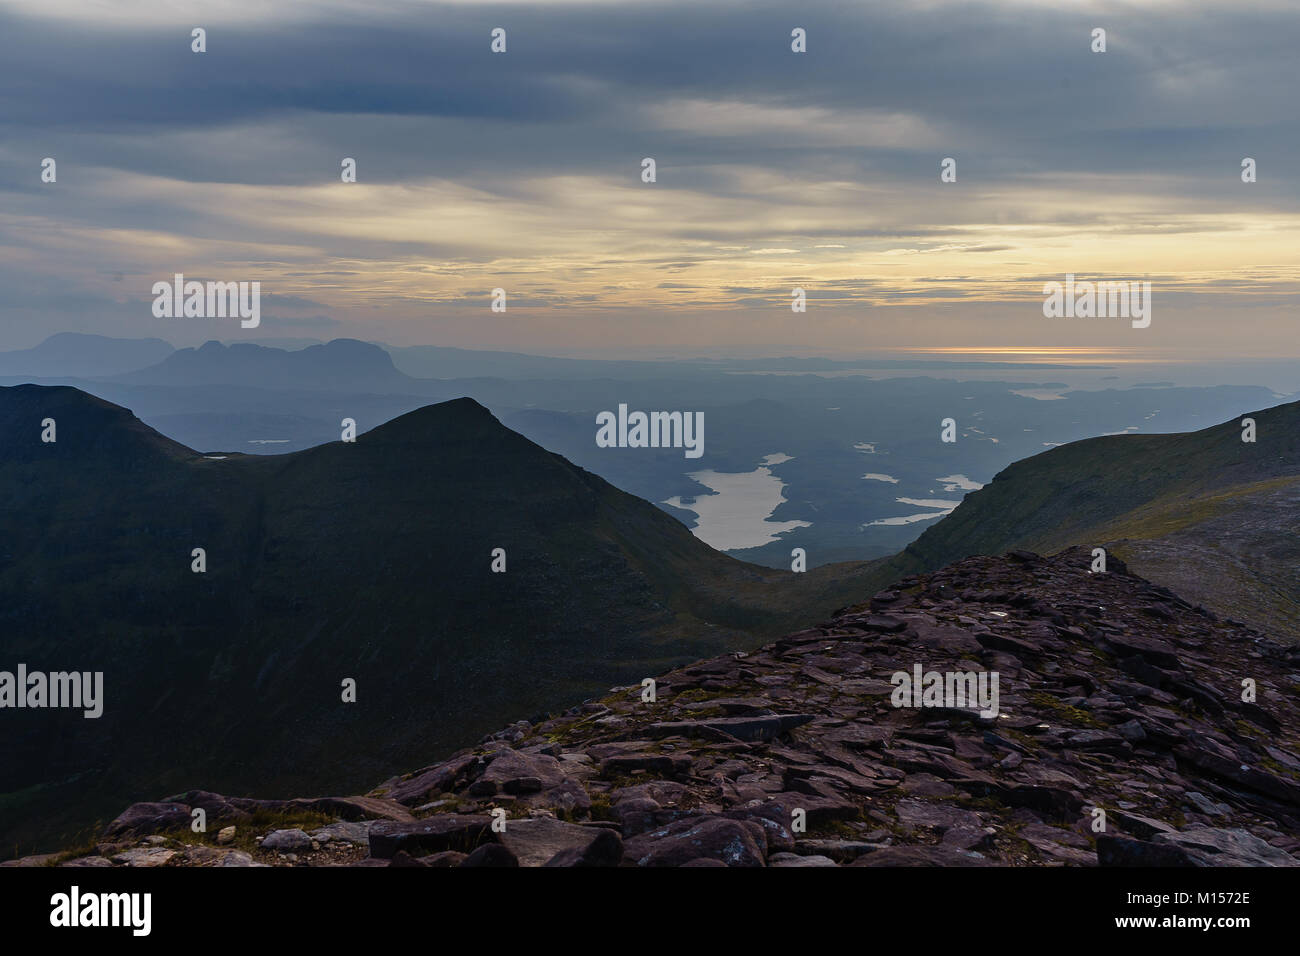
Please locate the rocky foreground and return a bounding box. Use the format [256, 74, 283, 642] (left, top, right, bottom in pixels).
[11, 547, 1300, 868]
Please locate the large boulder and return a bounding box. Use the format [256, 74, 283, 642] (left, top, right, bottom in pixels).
[496, 817, 610, 867]
[103, 802, 192, 839]
[624, 815, 767, 867]
[543, 828, 625, 867]
[1099, 828, 1300, 867]
[368, 815, 495, 859]
[261, 828, 312, 853]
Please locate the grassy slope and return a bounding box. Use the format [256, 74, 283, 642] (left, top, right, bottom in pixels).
[888, 398, 1300, 640]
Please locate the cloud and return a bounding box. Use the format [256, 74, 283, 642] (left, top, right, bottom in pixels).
[0, 0, 1296, 353]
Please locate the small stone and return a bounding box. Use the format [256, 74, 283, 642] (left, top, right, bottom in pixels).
[261, 828, 312, 852]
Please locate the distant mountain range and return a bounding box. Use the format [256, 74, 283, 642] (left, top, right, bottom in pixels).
[0, 384, 871, 855]
[109, 338, 427, 392]
[1, 334, 1122, 388]
[0, 333, 174, 379]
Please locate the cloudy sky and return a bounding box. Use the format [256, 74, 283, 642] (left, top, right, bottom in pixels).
[0, 0, 1295, 358]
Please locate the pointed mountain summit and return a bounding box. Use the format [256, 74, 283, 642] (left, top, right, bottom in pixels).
[361, 395, 514, 444]
[0, 385, 869, 855]
[0, 383, 195, 463]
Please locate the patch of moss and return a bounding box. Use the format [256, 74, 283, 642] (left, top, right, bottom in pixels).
[669, 688, 717, 705]
[1257, 755, 1299, 780]
[995, 820, 1037, 862]
[685, 705, 729, 719]
[587, 792, 616, 822]
[43, 840, 102, 866]
[1024, 691, 1108, 729]
[955, 794, 1006, 813]
[808, 816, 866, 840]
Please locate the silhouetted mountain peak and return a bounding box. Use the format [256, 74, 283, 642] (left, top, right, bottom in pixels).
[361, 396, 502, 445]
[113, 337, 415, 391]
[0, 384, 195, 461]
[0, 387, 867, 856]
[317, 337, 385, 355]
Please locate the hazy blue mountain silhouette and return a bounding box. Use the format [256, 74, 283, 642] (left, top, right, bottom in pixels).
[0, 333, 174, 379]
[111, 338, 429, 392]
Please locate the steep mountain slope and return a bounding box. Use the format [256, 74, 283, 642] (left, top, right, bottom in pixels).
[886, 398, 1300, 640]
[26, 548, 1299, 868]
[0, 385, 871, 855]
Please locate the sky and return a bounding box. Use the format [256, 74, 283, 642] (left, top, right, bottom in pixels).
[0, 0, 1296, 358]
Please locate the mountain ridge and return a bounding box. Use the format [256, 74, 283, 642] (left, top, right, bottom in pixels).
[0, 384, 872, 855]
[109, 338, 428, 393]
[875, 397, 1300, 641]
